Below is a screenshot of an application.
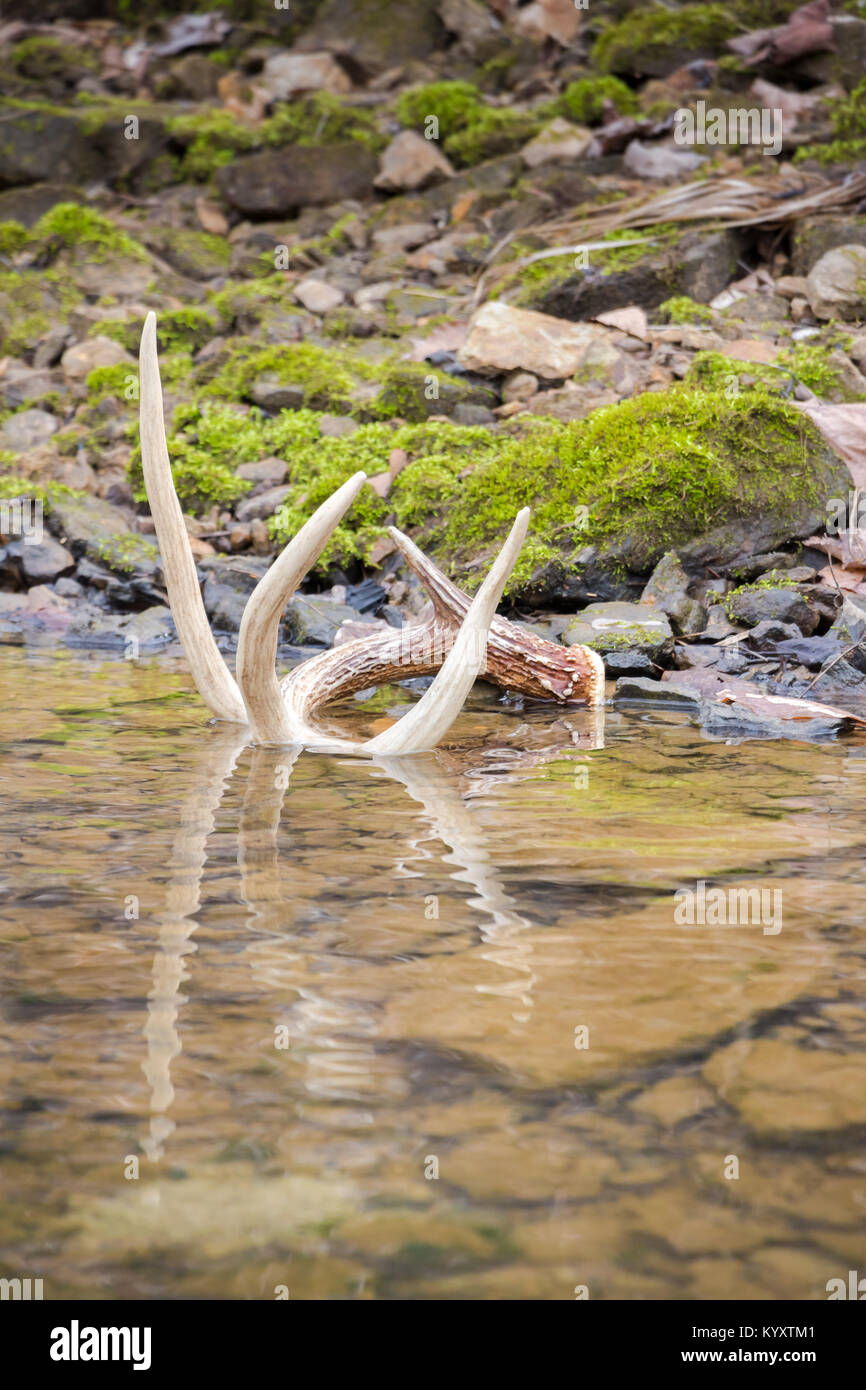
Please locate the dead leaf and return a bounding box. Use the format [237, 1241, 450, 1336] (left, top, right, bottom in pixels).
[451, 190, 479, 223]
[818, 563, 866, 595]
[726, 0, 834, 65]
[406, 321, 468, 362]
[794, 401, 866, 488]
[663, 667, 865, 724]
[195, 197, 229, 236]
[750, 78, 820, 134]
[368, 471, 392, 499]
[510, 0, 581, 44]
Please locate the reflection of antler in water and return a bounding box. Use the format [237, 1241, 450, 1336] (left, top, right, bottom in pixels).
[379, 754, 537, 1020]
[138, 709, 605, 1152]
[140, 727, 246, 1162]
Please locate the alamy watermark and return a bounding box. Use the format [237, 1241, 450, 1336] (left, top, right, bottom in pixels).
[0, 1275, 43, 1299]
[674, 880, 782, 935]
[674, 100, 783, 158]
[0, 496, 43, 545]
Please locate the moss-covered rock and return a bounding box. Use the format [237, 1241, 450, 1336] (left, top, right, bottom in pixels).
[592, 4, 740, 79]
[170, 385, 849, 600]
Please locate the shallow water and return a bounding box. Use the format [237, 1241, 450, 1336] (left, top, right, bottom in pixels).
[1, 646, 865, 1301]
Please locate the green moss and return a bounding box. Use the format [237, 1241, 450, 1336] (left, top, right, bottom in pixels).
[32, 203, 148, 263]
[559, 76, 638, 125]
[686, 344, 862, 402]
[204, 341, 359, 413]
[395, 81, 484, 133]
[11, 36, 98, 81]
[208, 276, 293, 329]
[165, 108, 255, 179]
[92, 532, 159, 575]
[592, 4, 739, 75]
[91, 307, 216, 355]
[196, 337, 464, 422]
[830, 76, 866, 141]
[0, 267, 80, 355]
[444, 106, 547, 166]
[167, 92, 385, 181]
[0, 220, 28, 258]
[251, 385, 834, 587]
[130, 402, 256, 512]
[390, 386, 836, 588]
[659, 295, 713, 325]
[493, 225, 679, 307]
[793, 77, 866, 164]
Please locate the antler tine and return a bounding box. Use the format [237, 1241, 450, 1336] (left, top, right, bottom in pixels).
[236, 471, 368, 748]
[364, 508, 530, 755]
[139, 312, 247, 724]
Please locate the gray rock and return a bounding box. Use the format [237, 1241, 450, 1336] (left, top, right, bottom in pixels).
[0, 363, 62, 411]
[47, 494, 160, 581]
[0, 182, 87, 227]
[726, 586, 819, 636]
[614, 676, 702, 710]
[217, 145, 378, 218]
[0, 536, 74, 587]
[699, 700, 848, 744]
[533, 229, 740, 321]
[295, 0, 447, 67]
[235, 485, 292, 523]
[65, 604, 175, 652]
[250, 376, 306, 411]
[806, 245, 866, 322]
[640, 552, 706, 636]
[0, 110, 101, 186]
[283, 594, 363, 647]
[563, 601, 674, 664]
[375, 131, 454, 193]
[61, 336, 135, 381]
[235, 457, 288, 487]
[318, 415, 358, 437]
[0, 409, 58, 451]
[791, 215, 866, 277]
[200, 555, 270, 633]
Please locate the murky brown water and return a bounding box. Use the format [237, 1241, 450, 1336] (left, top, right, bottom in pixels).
[1, 646, 865, 1300]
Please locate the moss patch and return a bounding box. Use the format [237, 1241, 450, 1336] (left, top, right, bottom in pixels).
[593, 4, 740, 75]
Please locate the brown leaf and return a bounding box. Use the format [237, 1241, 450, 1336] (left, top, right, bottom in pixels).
[663, 667, 866, 725]
[195, 197, 229, 236]
[794, 402, 866, 488]
[388, 448, 409, 479]
[406, 321, 468, 362]
[368, 471, 392, 499]
[726, 0, 834, 65]
[818, 563, 866, 595]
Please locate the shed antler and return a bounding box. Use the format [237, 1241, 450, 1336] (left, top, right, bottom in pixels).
[139, 313, 602, 755]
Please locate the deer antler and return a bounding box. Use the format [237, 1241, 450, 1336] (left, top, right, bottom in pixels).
[139, 313, 602, 754]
